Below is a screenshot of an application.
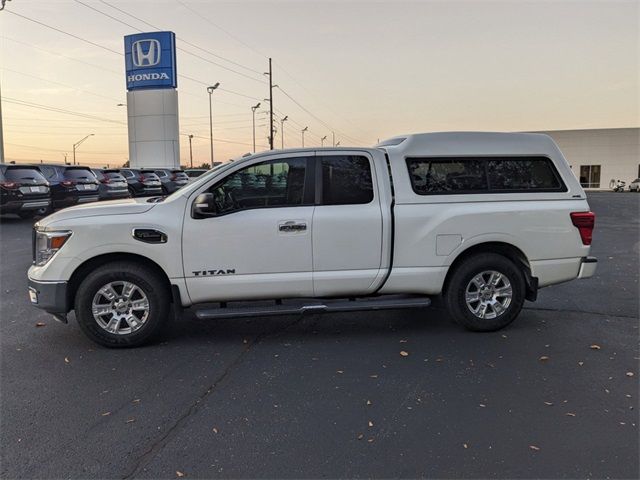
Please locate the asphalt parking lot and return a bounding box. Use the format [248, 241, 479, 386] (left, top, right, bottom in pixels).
[1, 192, 638, 479]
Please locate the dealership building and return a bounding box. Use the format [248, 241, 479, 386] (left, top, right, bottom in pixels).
[532, 128, 639, 190]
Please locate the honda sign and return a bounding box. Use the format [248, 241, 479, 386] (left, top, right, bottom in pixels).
[124, 32, 177, 90]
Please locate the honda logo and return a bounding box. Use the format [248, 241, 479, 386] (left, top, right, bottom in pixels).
[132, 39, 161, 67]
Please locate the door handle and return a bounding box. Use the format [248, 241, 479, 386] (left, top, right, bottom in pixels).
[279, 221, 307, 232]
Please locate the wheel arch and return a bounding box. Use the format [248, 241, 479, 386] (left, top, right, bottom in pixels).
[443, 242, 538, 301]
[67, 252, 175, 311]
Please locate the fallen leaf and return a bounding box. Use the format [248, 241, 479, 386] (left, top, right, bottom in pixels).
[626, 372, 634, 377]
[566, 412, 576, 417]
[35, 322, 46, 327]
[479, 403, 486, 408]
[463, 443, 468, 449]
[544, 401, 553, 406]
[366, 400, 372, 406]
[176, 471, 185, 478]
[64, 357, 70, 364]
[578, 361, 584, 366]
[368, 421, 374, 427]
[590, 344, 601, 350]
[501, 334, 507, 339]
[539, 356, 550, 362]
[399, 339, 408, 343]
[369, 374, 378, 378]
[125, 418, 135, 424]
[212, 427, 218, 434]
[400, 351, 409, 357]
[357, 433, 364, 440]
[101, 412, 111, 417]
[132, 399, 141, 404]
[367, 438, 374, 443]
[529, 445, 540, 451]
[336, 370, 344, 374]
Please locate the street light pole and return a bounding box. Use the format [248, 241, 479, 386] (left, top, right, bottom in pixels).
[72, 134, 94, 165]
[207, 83, 220, 166]
[335, 141, 341, 147]
[321, 135, 327, 147]
[280, 115, 288, 149]
[251, 102, 261, 153]
[301, 126, 308, 148]
[188, 134, 194, 168]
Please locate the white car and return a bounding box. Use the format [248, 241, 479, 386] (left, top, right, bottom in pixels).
[28, 132, 597, 347]
[629, 178, 640, 192]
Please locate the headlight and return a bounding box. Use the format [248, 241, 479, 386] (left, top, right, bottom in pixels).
[32, 229, 72, 266]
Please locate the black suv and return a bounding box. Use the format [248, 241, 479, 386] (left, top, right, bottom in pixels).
[154, 168, 189, 194]
[0, 165, 51, 219]
[39, 165, 100, 209]
[91, 168, 130, 201]
[119, 168, 163, 197]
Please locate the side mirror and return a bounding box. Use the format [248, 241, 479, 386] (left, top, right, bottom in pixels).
[192, 192, 215, 218]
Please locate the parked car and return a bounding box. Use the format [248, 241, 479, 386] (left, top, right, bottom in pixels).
[154, 168, 189, 194]
[38, 164, 99, 209]
[118, 168, 162, 197]
[629, 178, 640, 192]
[28, 132, 597, 347]
[0, 164, 51, 219]
[91, 169, 130, 201]
[184, 168, 208, 183]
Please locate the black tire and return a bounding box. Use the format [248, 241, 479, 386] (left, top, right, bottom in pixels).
[445, 253, 526, 332]
[74, 261, 170, 347]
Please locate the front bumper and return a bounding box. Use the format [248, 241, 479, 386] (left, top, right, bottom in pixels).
[577, 256, 598, 279]
[28, 278, 69, 314]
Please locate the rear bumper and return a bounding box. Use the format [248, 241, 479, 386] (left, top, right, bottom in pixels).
[100, 189, 129, 200]
[1, 198, 51, 213]
[28, 278, 69, 314]
[577, 256, 598, 279]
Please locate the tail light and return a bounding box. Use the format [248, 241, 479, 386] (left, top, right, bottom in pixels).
[100, 177, 110, 184]
[0, 181, 18, 190]
[138, 175, 145, 182]
[570, 212, 595, 245]
[61, 180, 75, 188]
[170, 173, 178, 181]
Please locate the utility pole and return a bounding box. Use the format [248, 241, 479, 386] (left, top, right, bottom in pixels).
[188, 134, 194, 168]
[268, 58, 274, 150]
[301, 126, 308, 148]
[280, 115, 288, 149]
[332, 131, 335, 147]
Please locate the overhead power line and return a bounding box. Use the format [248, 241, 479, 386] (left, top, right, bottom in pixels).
[93, 0, 267, 83]
[4, 98, 126, 125]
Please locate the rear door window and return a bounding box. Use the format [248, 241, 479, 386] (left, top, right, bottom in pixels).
[319, 155, 374, 205]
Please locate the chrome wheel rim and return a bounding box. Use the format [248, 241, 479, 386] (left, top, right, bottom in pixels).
[91, 281, 149, 335]
[465, 270, 512, 320]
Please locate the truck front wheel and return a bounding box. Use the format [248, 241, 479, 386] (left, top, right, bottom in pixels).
[445, 253, 526, 331]
[74, 262, 170, 347]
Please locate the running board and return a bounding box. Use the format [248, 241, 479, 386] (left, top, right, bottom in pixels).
[194, 295, 431, 320]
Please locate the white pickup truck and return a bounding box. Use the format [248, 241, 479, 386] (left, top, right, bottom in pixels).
[28, 132, 597, 347]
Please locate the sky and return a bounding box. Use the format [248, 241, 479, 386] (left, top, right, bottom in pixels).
[1, 0, 638, 167]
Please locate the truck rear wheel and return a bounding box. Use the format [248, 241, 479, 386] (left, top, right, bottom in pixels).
[74, 262, 170, 347]
[445, 253, 526, 331]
